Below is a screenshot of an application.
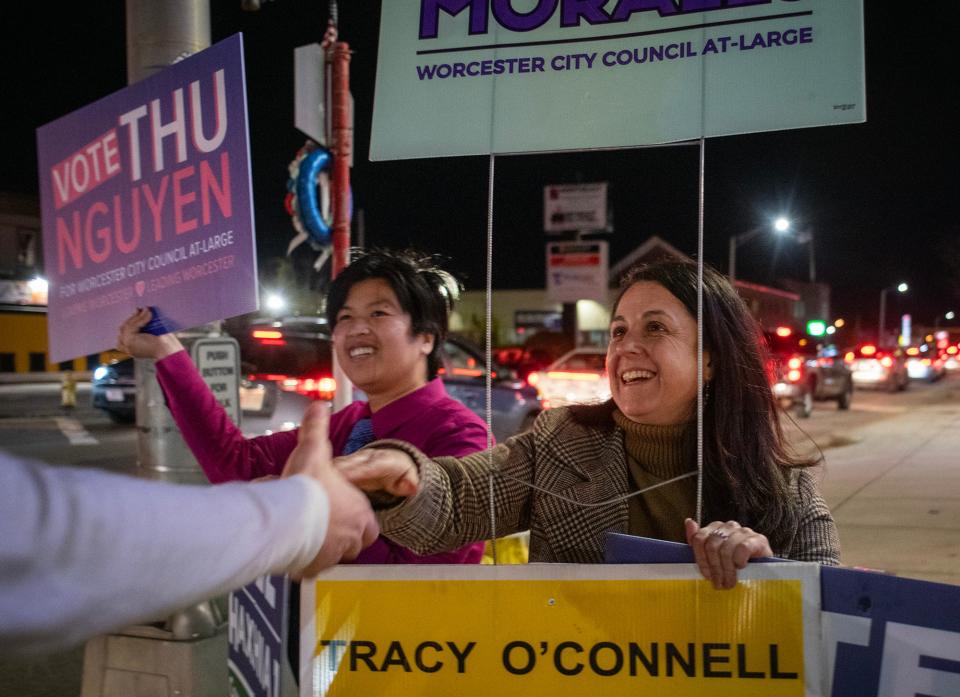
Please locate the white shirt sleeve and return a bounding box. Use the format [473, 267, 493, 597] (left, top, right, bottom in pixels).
[0, 451, 329, 655]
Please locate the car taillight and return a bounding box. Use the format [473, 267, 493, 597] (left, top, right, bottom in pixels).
[297, 377, 336, 400]
[252, 329, 286, 346]
[786, 356, 804, 383]
[861, 344, 877, 356]
[545, 370, 602, 381]
[880, 356, 893, 368]
[273, 375, 337, 400]
[844, 351, 855, 365]
[526, 372, 540, 386]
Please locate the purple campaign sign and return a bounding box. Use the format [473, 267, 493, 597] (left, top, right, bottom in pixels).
[228, 575, 289, 697]
[36, 33, 257, 362]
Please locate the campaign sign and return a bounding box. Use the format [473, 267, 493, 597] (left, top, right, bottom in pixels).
[300, 564, 822, 697]
[228, 574, 289, 697]
[605, 532, 960, 696]
[36, 34, 257, 362]
[821, 566, 960, 697]
[371, 0, 865, 160]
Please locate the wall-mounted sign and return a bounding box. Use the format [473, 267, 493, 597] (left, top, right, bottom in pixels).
[544, 183, 607, 233]
[547, 241, 609, 303]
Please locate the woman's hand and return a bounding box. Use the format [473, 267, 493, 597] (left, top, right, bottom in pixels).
[334, 448, 420, 499]
[684, 518, 773, 590]
[116, 308, 183, 360]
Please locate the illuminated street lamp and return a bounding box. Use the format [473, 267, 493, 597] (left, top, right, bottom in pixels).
[265, 292, 287, 315]
[775, 217, 816, 282]
[728, 218, 791, 283]
[878, 282, 908, 345]
[935, 310, 956, 330]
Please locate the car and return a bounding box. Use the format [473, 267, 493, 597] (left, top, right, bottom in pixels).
[439, 334, 543, 441]
[91, 357, 136, 423]
[90, 350, 313, 436]
[527, 347, 611, 409]
[845, 343, 909, 392]
[905, 345, 946, 382]
[237, 318, 542, 443]
[764, 329, 853, 418]
[493, 343, 565, 383]
[943, 347, 960, 372]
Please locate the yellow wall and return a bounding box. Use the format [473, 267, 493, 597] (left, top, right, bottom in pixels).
[0, 311, 121, 373]
[0, 312, 52, 372]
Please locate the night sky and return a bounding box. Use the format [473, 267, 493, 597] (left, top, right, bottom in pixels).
[2, 1, 958, 335]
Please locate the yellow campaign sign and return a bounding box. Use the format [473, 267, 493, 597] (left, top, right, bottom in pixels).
[301, 563, 822, 697]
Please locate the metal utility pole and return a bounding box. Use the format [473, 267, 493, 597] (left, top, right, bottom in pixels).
[126, 0, 213, 486]
[81, 4, 224, 697]
[326, 10, 354, 412]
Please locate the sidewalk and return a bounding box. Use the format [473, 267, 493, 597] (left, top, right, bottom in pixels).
[817, 385, 960, 585]
[0, 371, 93, 384]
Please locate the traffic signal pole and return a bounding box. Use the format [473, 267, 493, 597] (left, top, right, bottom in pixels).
[329, 41, 352, 278]
[328, 37, 354, 412]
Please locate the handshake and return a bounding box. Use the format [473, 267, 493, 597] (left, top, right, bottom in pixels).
[278, 401, 383, 578]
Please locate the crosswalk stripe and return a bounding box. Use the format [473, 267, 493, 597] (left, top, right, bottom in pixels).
[54, 417, 99, 445]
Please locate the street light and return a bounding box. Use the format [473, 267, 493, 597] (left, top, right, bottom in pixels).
[730, 217, 815, 284]
[775, 217, 816, 282]
[878, 282, 908, 345]
[264, 292, 287, 315]
[728, 218, 791, 283]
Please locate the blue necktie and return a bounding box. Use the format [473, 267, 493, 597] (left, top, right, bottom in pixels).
[342, 417, 375, 455]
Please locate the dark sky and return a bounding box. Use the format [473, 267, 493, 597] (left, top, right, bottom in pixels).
[3, 2, 958, 334]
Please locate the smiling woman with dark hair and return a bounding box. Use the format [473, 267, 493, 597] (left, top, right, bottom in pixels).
[336, 258, 840, 589]
[117, 247, 489, 566]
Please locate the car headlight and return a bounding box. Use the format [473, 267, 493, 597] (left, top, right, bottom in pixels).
[93, 366, 109, 381]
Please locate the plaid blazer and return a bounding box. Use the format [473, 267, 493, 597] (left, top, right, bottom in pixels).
[377, 407, 840, 565]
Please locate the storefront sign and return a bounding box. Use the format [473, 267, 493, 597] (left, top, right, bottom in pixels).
[547, 241, 609, 303]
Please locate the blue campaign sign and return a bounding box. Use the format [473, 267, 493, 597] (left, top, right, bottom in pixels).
[822, 566, 960, 697]
[228, 574, 289, 697]
[604, 533, 960, 697]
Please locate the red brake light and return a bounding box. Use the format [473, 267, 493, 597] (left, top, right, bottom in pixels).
[787, 369, 802, 382]
[252, 330, 282, 339]
[844, 351, 855, 364]
[271, 374, 336, 400]
[787, 357, 803, 370]
[776, 326, 792, 337]
[296, 376, 337, 400]
[880, 356, 893, 368]
[860, 344, 877, 356]
[527, 372, 540, 386]
[546, 370, 602, 381]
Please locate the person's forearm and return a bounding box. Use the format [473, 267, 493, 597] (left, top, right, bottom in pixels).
[0, 459, 328, 655]
[375, 439, 532, 554]
[155, 350, 296, 482]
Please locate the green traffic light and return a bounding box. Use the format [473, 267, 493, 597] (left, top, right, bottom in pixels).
[807, 320, 827, 337]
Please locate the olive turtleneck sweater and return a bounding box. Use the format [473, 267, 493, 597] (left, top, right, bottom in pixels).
[612, 410, 698, 544]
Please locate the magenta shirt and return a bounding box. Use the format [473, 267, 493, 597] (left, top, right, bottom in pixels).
[156, 350, 489, 564]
